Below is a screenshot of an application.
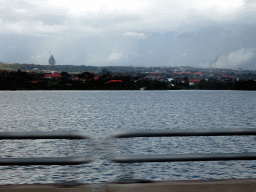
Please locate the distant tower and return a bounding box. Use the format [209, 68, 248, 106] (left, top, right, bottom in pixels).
[48, 52, 56, 66]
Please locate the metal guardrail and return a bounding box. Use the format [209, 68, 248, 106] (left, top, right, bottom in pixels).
[109, 128, 256, 163]
[0, 131, 91, 166]
[1, 129, 256, 165]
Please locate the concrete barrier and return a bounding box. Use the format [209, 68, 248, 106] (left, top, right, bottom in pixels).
[0, 184, 94, 192]
[107, 179, 256, 192]
[1, 179, 256, 192]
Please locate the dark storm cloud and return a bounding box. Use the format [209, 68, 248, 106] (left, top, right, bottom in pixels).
[0, 34, 45, 63]
[130, 23, 256, 69]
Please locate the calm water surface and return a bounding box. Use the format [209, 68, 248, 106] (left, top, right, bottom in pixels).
[0, 90, 255, 184]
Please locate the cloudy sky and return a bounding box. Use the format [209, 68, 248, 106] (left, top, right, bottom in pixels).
[0, 0, 256, 69]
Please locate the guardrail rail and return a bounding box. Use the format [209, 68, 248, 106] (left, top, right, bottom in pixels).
[0, 131, 91, 166]
[109, 128, 256, 163]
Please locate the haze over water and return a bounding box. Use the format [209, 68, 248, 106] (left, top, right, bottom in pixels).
[0, 90, 255, 184]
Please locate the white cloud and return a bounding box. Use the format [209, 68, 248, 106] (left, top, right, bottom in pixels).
[0, 0, 69, 35]
[200, 62, 210, 68]
[131, 52, 140, 57]
[108, 51, 123, 61]
[212, 48, 255, 68]
[123, 32, 149, 39]
[2, 20, 67, 35]
[28, 55, 46, 64]
[48, 0, 148, 14]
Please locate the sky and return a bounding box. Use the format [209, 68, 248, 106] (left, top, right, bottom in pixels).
[0, 0, 256, 69]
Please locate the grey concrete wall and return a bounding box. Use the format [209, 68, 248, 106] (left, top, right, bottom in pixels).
[1, 179, 256, 192]
[108, 179, 256, 192]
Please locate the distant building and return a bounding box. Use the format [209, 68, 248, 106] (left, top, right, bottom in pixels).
[43, 73, 61, 83]
[194, 71, 203, 76]
[144, 75, 164, 81]
[48, 55, 56, 66]
[44, 74, 62, 78]
[107, 80, 124, 83]
[189, 79, 200, 86]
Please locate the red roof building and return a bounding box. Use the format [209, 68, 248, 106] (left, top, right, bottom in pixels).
[28, 81, 39, 84]
[107, 80, 124, 83]
[189, 79, 201, 82]
[44, 74, 62, 78]
[194, 71, 203, 75]
[189, 79, 200, 86]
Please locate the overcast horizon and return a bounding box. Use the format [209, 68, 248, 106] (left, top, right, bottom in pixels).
[0, 0, 256, 70]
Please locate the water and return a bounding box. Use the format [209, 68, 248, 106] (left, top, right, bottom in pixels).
[0, 90, 255, 184]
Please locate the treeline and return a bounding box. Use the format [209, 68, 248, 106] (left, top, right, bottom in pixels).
[0, 63, 100, 73]
[0, 70, 255, 90]
[0, 78, 178, 90]
[0, 70, 179, 90]
[197, 79, 256, 90]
